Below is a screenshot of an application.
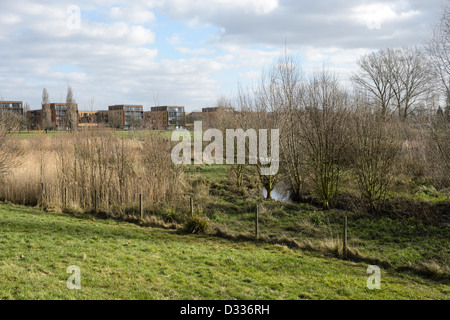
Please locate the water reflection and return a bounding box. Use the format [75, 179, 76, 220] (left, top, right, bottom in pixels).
[262, 180, 292, 202]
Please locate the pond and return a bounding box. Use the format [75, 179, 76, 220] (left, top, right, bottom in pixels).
[262, 180, 292, 202]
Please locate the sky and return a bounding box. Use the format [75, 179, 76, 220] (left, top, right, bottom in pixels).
[0, 0, 447, 112]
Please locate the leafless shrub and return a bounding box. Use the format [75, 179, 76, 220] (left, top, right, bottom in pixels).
[426, 4, 450, 108]
[423, 113, 450, 189]
[0, 131, 185, 215]
[298, 70, 350, 209]
[234, 83, 281, 199]
[0, 110, 24, 132]
[141, 131, 185, 203]
[0, 130, 22, 182]
[351, 102, 402, 212]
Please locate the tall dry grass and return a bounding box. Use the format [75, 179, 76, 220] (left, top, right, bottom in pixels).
[0, 131, 185, 216]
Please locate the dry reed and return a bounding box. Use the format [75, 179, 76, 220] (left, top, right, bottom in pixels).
[0, 131, 185, 218]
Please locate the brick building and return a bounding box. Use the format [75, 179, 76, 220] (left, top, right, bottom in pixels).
[78, 111, 101, 129]
[108, 105, 143, 130]
[49, 103, 78, 130]
[147, 106, 185, 130]
[0, 101, 23, 115]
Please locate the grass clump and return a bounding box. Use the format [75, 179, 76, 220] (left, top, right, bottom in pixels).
[183, 214, 210, 234]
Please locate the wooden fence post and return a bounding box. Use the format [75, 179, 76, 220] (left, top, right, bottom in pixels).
[40, 183, 44, 208]
[94, 189, 98, 213]
[139, 193, 143, 221]
[64, 187, 67, 208]
[343, 216, 348, 258]
[255, 204, 259, 240]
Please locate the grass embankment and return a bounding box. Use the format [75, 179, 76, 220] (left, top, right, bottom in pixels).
[183, 164, 450, 282]
[0, 203, 449, 299]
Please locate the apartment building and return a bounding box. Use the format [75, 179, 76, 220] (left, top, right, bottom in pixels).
[49, 103, 78, 130]
[97, 110, 110, 125]
[78, 110, 101, 129]
[0, 101, 23, 115]
[108, 105, 143, 130]
[148, 106, 185, 130]
[26, 109, 42, 130]
[185, 111, 203, 128]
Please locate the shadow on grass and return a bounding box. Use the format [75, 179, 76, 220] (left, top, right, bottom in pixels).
[2, 202, 449, 284]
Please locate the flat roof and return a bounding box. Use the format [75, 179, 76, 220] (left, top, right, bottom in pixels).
[108, 104, 143, 107]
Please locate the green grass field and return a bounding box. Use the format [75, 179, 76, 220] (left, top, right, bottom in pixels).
[184, 164, 450, 278]
[0, 203, 448, 299]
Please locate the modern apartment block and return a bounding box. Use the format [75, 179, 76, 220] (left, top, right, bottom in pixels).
[2, 95, 194, 132]
[26, 109, 42, 130]
[50, 103, 78, 130]
[185, 111, 203, 128]
[108, 105, 143, 130]
[78, 111, 100, 129]
[25, 103, 78, 130]
[97, 110, 110, 125]
[0, 101, 23, 115]
[148, 106, 185, 130]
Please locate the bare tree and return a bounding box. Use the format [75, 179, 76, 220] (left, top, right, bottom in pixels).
[426, 4, 450, 111]
[388, 47, 434, 119]
[351, 99, 401, 212]
[0, 110, 23, 133]
[353, 47, 433, 119]
[42, 88, 52, 131]
[0, 130, 22, 180]
[232, 75, 282, 199]
[130, 113, 143, 130]
[352, 49, 395, 116]
[424, 107, 450, 189]
[268, 53, 305, 199]
[225, 91, 251, 188]
[66, 86, 78, 131]
[24, 102, 32, 132]
[109, 112, 122, 130]
[299, 70, 350, 210]
[247, 58, 286, 199]
[421, 5, 450, 188]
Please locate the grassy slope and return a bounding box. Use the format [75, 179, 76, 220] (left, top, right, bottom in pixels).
[0, 204, 448, 300]
[186, 165, 450, 276]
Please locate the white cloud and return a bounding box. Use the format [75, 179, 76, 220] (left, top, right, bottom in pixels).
[154, 0, 279, 17]
[351, 2, 420, 29]
[212, 0, 279, 15]
[0, 0, 445, 112]
[0, 13, 22, 25]
[109, 6, 156, 24]
[77, 22, 155, 46]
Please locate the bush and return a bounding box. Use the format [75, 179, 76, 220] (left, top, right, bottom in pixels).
[183, 215, 209, 234]
[162, 208, 179, 222]
[0, 131, 185, 215]
[415, 185, 439, 197]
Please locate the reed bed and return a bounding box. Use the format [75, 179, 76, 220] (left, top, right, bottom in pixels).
[0, 131, 185, 217]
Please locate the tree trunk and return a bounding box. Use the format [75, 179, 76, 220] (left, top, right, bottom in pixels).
[266, 188, 272, 200]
